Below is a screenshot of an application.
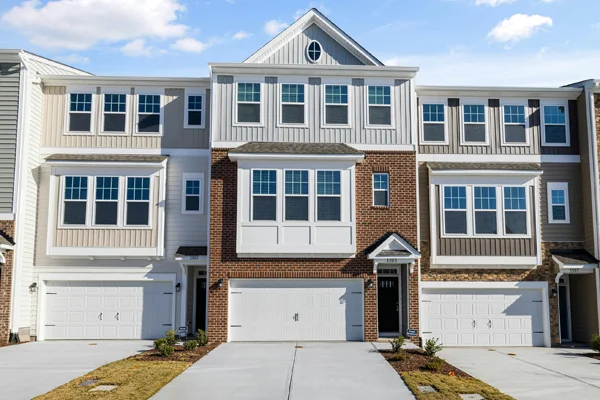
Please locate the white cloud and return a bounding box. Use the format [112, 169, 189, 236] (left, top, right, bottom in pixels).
[57, 54, 90, 65]
[592, 23, 600, 29]
[475, 0, 516, 6]
[263, 20, 289, 36]
[120, 39, 160, 57]
[1, 0, 189, 50]
[488, 14, 552, 43]
[170, 37, 211, 53]
[293, 3, 331, 20]
[384, 49, 598, 86]
[232, 31, 251, 40]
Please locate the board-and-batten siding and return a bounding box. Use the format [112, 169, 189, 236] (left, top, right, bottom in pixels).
[213, 76, 413, 145]
[418, 98, 579, 155]
[42, 86, 209, 149]
[263, 24, 363, 65]
[540, 163, 584, 242]
[576, 94, 595, 254]
[0, 63, 20, 213]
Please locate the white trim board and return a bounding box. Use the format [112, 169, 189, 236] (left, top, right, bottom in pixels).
[41, 147, 211, 157]
[417, 154, 580, 163]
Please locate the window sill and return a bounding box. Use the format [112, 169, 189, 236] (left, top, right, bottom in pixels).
[371, 205, 390, 210]
[365, 124, 394, 130]
[58, 225, 153, 230]
[64, 131, 94, 136]
[542, 143, 570, 147]
[99, 131, 130, 136]
[421, 141, 449, 146]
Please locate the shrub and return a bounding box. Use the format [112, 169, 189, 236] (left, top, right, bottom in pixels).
[158, 344, 174, 357]
[184, 340, 198, 351]
[196, 329, 208, 346]
[391, 349, 408, 362]
[164, 330, 177, 346]
[424, 338, 443, 357]
[591, 334, 600, 353]
[153, 338, 168, 350]
[389, 335, 405, 353]
[423, 356, 445, 372]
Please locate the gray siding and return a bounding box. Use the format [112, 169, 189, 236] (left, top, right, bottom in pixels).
[540, 163, 584, 242]
[263, 24, 363, 65]
[212, 75, 413, 145]
[162, 88, 210, 149]
[0, 63, 20, 213]
[419, 98, 579, 155]
[576, 94, 595, 253]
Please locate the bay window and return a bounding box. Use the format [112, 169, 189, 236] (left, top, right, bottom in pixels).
[443, 186, 467, 235]
[94, 177, 119, 225]
[63, 176, 88, 225]
[474, 187, 497, 235]
[126, 177, 151, 225]
[317, 171, 341, 221]
[503, 187, 528, 235]
[285, 170, 309, 221]
[252, 170, 276, 221]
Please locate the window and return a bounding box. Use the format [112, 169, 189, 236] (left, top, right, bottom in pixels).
[94, 177, 119, 225]
[237, 83, 261, 124]
[137, 94, 161, 133]
[367, 86, 391, 126]
[504, 187, 527, 235]
[103, 94, 127, 133]
[126, 177, 150, 225]
[285, 170, 309, 221]
[373, 173, 389, 207]
[281, 84, 305, 125]
[182, 173, 204, 214]
[443, 186, 467, 234]
[185, 94, 204, 128]
[542, 104, 569, 146]
[474, 187, 497, 234]
[462, 103, 487, 144]
[422, 103, 446, 143]
[324, 85, 349, 126]
[252, 170, 276, 221]
[68, 93, 93, 132]
[548, 182, 570, 223]
[317, 171, 341, 221]
[503, 105, 527, 144]
[306, 40, 322, 63]
[63, 176, 88, 225]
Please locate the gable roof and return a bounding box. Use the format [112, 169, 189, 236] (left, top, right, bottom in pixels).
[368, 233, 421, 260]
[244, 8, 383, 66]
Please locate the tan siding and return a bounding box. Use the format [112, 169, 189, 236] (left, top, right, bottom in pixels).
[540, 163, 584, 242]
[577, 94, 595, 253]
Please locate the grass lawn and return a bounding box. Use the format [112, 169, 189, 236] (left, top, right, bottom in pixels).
[401, 371, 514, 400]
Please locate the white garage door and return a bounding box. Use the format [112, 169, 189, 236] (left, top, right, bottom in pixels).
[422, 288, 545, 347]
[44, 281, 174, 340]
[229, 279, 364, 341]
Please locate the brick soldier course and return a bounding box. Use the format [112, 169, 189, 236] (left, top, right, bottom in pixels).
[0, 220, 15, 345]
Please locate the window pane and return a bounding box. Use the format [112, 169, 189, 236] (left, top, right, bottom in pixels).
[444, 186, 466, 210]
[188, 111, 202, 126]
[96, 177, 118, 200]
[188, 95, 203, 110]
[70, 93, 92, 112]
[238, 103, 261, 123]
[285, 197, 308, 221]
[423, 104, 444, 122]
[281, 84, 304, 103]
[104, 114, 126, 132]
[186, 196, 200, 211]
[127, 202, 149, 225]
[104, 94, 126, 113]
[253, 170, 277, 195]
[369, 106, 391, 125]
[307, 41, 321, 62]
[65, 176, 88, 200]
[127, 178, 150, 201]
[464, 124, 486, 142]
[325, 85, 348, 104]
[505, 211, 527, 234]
[474, 187, 496, 210]
[186, 180, 200, 195]
[444, 211, 467, 234]
[505, 125, 526, 143]
[545, 125, 567, 144]
[504, 105, 525, 124]
[374, 191, 388, 207]
[552, 205, 566, 221]
[317, 197, 341, 221]
[463, 105, 485, 123]
[64, 202, 87, 225]
[325, 105, 348, 125]
[368, 86, 391, 105]
[282, 104, 304, 124]
[544, 105, 566, 124]
[253, 196, 276, 220]
[285, 170, 308, 195]
[373, 173, 389, 190]
[504, 187, 526, 210]
[69, 113, 91, 131]
[423, 124, 445, 142]
[317, 171, 341, 195]
[138, 95, 160, 113]
[475, 211, 497, 234]
[138, 114, 160, 133]
[95, 202, 118, 225]
[238, 83, 261, 102]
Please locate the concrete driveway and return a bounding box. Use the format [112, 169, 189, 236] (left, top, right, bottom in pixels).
[0, 340, 152, 400]
[152, 342, 414, 400]
[441, 346, 600, 400]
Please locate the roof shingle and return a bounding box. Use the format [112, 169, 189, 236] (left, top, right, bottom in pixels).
[229, 142, 363, 155]
[551, 249, 598, 266]
[45, 154, 168, 162]
[427, 162, 541, 171]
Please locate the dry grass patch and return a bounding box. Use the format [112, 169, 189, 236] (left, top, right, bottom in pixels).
[401, 371, 515, 400]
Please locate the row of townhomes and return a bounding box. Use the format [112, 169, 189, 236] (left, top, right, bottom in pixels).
[2, 9, 600, 347]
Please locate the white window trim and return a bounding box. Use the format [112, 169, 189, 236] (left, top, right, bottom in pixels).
[64, 86, 96, 135]
[365, 83, 394, 129]
[125, 176, 153, 228]
[181, 173, 205, 214]
[547, 182, 570, 224]
[459, 98, 489, 146]
[500, 99, 530, 147]
[134, 88, 164, 136]
[420, 97, 448, 145]
[283, 169, 310, 222]
[306, 40, 322, 63]
[100, 87, 130, 136]
[233, 78, 264, 127]
[440, 184, 531, 239]
[472, 186, 500, 237]
[184, 88, 206, 129]
[92, 176, 121, 227]
[372, 172, 390, 207]
[321, 79, 352, 129]
[316, 169, 342, 222]
[541, 100, 570, 147]
[250, 168, 277, 222]
[278, 80, 308, 128]
[59, 175, 91, 228]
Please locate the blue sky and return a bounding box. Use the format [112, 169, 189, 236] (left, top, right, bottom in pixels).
[0, 0, 598, 86]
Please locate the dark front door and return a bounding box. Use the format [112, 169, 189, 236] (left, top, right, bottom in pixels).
[195, 278, 207, 332]
[559, 285, 570, 341]
[378, 276, 400, 333]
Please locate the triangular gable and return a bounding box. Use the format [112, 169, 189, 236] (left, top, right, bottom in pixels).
[245, 8, 383, 66]
[20, 50, 91, 76]
[368, 233, 420, 260]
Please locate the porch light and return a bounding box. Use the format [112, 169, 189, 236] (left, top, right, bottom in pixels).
[217, 278, 224, 288]
[175, 283, 182, 292]
[366, 279, 374, 289]
[29, 282, 37, 293]
[550, 288, 558, 298]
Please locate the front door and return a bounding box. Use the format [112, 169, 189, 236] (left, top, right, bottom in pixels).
[195, 278, 207, 332]
[378, 276, 400, 333]
[559, 284, 571, 341]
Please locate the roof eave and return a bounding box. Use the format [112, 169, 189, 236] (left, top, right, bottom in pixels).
[417, 85, 582, 99]
[228, 153, 365, 163]
[41, 75, 210, 87]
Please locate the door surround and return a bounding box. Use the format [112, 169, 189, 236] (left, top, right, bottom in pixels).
[377, 266, 402, 337]
[192, 270, 207, 333]
[558, 275, 573, 343]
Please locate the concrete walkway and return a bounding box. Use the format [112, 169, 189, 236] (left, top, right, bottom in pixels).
[0, 340, 152, 400]
[152, 342, 415, 400]
[441, 346, 600, 400]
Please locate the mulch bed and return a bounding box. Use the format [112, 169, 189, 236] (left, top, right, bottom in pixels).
[132, 343, 217, 364]
[380, 349, 470, 377]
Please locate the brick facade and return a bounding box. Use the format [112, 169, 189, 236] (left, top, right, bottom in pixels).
[0, 220, 15, 345]
[208, 149, 419, 343]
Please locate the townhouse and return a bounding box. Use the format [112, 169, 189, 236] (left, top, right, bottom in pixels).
[2, 8, 599, 347]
